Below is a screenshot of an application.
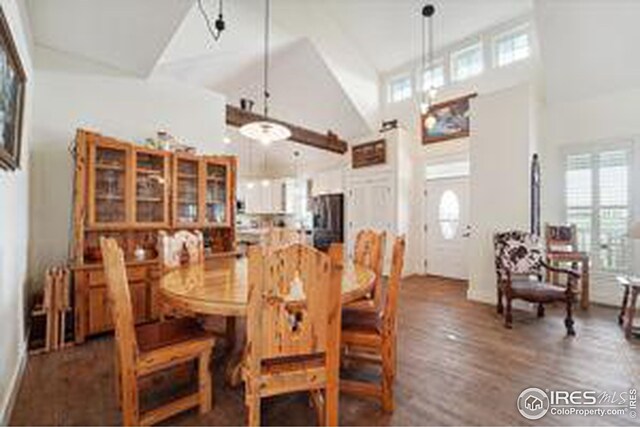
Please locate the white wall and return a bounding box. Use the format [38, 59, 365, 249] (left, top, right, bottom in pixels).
[0, 0, 32, 423]
[29, 51, 226, 285]
[468, 83, 534, 303]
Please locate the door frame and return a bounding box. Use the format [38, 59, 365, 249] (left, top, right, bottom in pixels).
[422, 173, 470, 277]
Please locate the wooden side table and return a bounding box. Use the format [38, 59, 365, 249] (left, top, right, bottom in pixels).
[546, 251, 590, 310]
[616, 276, 640, 339]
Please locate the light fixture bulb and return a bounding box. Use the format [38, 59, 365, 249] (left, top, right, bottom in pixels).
[428, 87, 438, 101]
[425, 114, 437, 130]
[239, 120, 291, 145]
[261, 179, 270, 187]
[247, 182, 255, 189]
[223, 136, 231, 144]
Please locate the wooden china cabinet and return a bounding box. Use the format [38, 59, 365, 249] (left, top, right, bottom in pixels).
[72, 129, 236, 343]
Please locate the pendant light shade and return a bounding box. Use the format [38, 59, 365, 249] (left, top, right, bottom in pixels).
[239, 120, 291, 145]
[239, 0, 290, 145]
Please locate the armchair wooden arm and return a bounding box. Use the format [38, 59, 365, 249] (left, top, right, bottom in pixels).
[541, 260, 581, 279]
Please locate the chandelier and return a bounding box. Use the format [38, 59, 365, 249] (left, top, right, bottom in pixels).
[421, 4, 437, 130]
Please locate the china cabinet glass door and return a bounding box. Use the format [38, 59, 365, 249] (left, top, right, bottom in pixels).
[205, 161, 229, 225]
[175, 158, 201, 225]
[93, 145, 128, 224]
[135, 151, 168, 225]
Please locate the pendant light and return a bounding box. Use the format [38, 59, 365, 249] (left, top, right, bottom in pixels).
[239, 0, 291, 145]
[421, 4, 437, 130]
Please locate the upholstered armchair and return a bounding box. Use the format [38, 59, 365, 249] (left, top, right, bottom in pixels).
[493, 230, 580, 335]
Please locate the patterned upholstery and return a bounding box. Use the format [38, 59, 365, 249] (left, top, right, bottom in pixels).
[493, 230, 544, 282]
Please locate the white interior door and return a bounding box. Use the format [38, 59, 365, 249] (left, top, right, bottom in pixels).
[424, 177, 470, 280]
[346, 176, 394, 263]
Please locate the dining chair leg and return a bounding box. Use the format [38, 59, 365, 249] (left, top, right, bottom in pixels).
[198, 349, 213, 414]
[121, 377, 139, 427]
[246, 394, 260, 427]
[310, 390, 326, 426]
[325, 383, 338, 427]
[381, 336, 395, 412]
[114, 355, 121, 409]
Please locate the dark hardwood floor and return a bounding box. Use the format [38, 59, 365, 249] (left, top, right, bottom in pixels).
[10, 276, 640, 426]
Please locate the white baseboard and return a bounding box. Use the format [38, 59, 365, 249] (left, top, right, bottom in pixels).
[467, 286, 496, 304]
[0, 340, 27, 426]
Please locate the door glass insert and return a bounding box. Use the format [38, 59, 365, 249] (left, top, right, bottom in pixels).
[439, 190, 460, 240]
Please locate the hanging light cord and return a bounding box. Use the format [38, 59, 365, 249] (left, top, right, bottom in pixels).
[198, 0, 225, 42]
[421, 10, 426, 110]
[263, 0, 271, 118]
[428, 8, 434, 101]
[421, 5, 435, 111]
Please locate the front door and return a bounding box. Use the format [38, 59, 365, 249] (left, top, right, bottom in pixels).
[424, 177, 470, 279]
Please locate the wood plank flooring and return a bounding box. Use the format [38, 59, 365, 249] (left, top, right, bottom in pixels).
[10, 275, 640, 426]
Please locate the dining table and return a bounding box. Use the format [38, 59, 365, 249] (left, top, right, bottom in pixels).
[158, 255, 376, 385]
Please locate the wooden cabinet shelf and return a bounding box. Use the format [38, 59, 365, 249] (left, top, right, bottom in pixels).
[73, 129, 237, 343]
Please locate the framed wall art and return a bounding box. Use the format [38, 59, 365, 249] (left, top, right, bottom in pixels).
[421, 93, 476, 144]
[0, 6, 26, 171]
[352, 139, 386, 169]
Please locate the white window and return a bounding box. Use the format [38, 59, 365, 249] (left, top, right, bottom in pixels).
[564, 147, 631, 272]
[422, 64, 445, 92]
[450, 43, 483, 82]
[388, 75, 412, 103]
[494, 26, 530, 67]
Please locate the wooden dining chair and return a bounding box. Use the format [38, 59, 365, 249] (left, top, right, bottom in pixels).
[156, 230, 205, 319]
[244, 243, 343, 426]
[340, 236, 405, 412]
[265, 227, 303, 248]
[344, 229, 386, 312]
[100, 237, 215, 426]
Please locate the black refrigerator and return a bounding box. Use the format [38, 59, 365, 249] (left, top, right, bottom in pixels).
[312, 194, 344, 251]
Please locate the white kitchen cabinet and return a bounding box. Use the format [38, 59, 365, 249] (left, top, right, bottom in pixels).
[239, 178, 295, 214]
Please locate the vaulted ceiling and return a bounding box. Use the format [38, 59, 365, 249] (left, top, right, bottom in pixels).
[26, 0, 533, 143]
[536, 0, 640, 104]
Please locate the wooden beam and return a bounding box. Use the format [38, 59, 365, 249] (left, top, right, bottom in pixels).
[225, 105, 348, 154]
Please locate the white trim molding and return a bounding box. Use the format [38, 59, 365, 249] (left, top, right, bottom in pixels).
[0, 340, 27, 426]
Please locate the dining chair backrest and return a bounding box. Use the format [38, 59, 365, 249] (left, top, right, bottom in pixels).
[246, 243, 341, 361]
[353, 229, 386, 306]
[100, 237, 138, 391]
[265, 227, 303, 249]
[328, 243, 344, 268]
[545, 223, 578, 253]
[382, 236, 406, 337]
[157, 230, 204, 270]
